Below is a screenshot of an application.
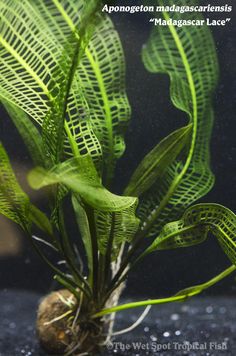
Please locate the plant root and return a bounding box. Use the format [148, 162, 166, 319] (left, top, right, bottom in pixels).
[37, 289, 77, 354]
[37, 289, 106, 355]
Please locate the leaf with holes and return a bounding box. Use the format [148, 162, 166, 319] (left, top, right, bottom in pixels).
[0, 144, 30, 229]
[140, 0, 219, 237]
[0, 1, 130, 183]
[147, 204, 236, 265]
[0, 0, 102, 167]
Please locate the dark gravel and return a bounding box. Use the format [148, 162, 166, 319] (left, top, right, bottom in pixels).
[0, 290, 235, 355]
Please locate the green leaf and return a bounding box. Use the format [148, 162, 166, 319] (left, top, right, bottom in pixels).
[0, 0, 98, 124]
[40, 5, 131, 180]
[0, 1, 102, 167]
[92, 264, 236, 318]
[0, 144, 30, 230]
[78, 15, 131, 183]
[0, 1, 130, 183]
[28, 157, 137, 212]
[72, 194, 139, 265]
[36, 1, 131, 179]
[72, 194, 93, 276]
[95, 205, 140, 258]
[0, 0, 60, 123]
[29, 157, 140, 257]
[29, 204, 53, 237]
[140, 0, 219, 237]
[0, 0, 108, 238]
[147, 204, 236, 266]
[40, 31, 89, 167]
[124, 125, 192, 197]
[2, 101, 45, 166]
[64, 116, 103, 173]
[175, 265, 236, 297]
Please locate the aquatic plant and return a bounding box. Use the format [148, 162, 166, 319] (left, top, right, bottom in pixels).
[0, 0, 235, 354]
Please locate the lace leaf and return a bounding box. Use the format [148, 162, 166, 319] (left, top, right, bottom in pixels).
[0, 1, 130, 182]
[0, 1, 101, 166]
[0, 144, 30, 229]
[148, 204, 236, 265]
[140, 0, 219, 236]
[28, 156, 139, 255]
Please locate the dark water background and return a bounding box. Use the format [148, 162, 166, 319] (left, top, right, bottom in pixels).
[0, 0, 235, 299]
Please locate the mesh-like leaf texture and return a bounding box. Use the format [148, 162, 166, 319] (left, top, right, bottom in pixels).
[150, 204, 236, 265]
[140, 0, 219, 237]
[0, 1, 130, 178]
[0, 144, 29, 229]
[95, 204, 140, 258]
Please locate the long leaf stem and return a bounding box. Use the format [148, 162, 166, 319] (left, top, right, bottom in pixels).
[105, 238, 142, 298]
[104, 213, 116, 286]
[93, 265, 236, 318]
[98, 212, 116, 303]
[85, 206, 99, 303]
[57, 205, 92, 297]
[24, 227, 85, 297]
[54, 274, 81, 300]
[104, 225, 198, 304]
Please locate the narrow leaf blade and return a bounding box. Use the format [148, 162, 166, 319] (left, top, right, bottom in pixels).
[29, 204, 53, 237]
[2, 101, 45, 166]
[72, 194, 93, 276]
[125, 125, 192, 196]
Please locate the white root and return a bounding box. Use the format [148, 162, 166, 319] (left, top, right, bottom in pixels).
[110, 305, 151, 336]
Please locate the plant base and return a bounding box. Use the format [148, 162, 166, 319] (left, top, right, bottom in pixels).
[36, 289, 107, 355]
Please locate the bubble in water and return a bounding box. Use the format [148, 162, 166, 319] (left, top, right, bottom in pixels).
[171, 313, 180, 321]
[175, 330, 181, 336]
[163, 331, 170, 337]
[181, 305, 189, 312]
[9, 322, 16, 329]
[206, 306, 213, 313]
[144, 326, 149, 332]
[219, 307, 226, 314]
[150, 335, 157, 341]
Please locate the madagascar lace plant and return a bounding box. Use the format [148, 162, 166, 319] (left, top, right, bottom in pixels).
[0, 0, 235, 354]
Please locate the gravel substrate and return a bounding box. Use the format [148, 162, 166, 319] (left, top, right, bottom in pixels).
[0, 290, 235, 355]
